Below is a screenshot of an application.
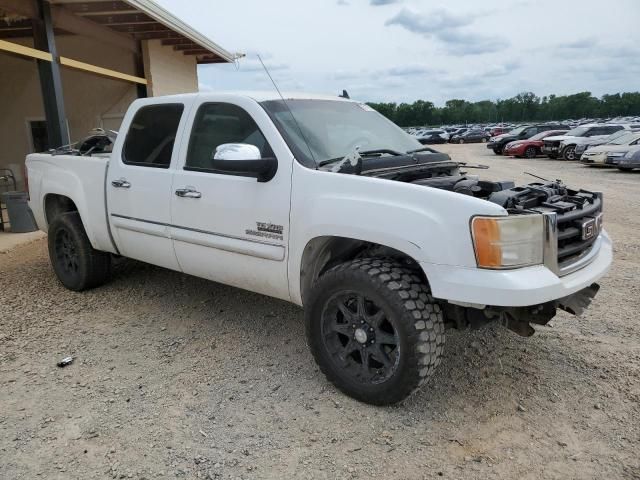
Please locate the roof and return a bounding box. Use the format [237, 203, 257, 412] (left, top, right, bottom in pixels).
[149, 91, 354, 103]
[0, 0, 235, 64]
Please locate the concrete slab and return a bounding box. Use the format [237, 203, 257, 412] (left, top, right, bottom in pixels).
[0, 230, 46, 254]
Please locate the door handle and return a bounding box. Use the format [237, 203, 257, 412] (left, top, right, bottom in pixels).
[111, 178, 131, 189]
[175, 187, 202, 199]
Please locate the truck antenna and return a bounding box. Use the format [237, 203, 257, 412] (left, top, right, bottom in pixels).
[257, 54, 318, 169]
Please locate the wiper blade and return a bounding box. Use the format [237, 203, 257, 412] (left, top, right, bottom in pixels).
[318, 149, 403, 167]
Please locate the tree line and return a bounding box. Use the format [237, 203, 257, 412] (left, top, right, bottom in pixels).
[367, 91, 640, 127]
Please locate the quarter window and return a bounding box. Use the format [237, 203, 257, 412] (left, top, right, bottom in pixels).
[123, 104, 184, 168]
[186, 103, 273, 170]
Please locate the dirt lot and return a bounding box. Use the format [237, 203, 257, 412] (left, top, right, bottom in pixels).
[1, 144, 639, 480]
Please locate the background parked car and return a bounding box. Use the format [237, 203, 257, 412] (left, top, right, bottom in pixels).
[574, 128, 640, 159]
[580, 132, 640, 166]
[450, 129, 491, 144]
[502, 130, 568, 158]
[542, 124, 626, 160]
[487, 123, 569, 154]
[448, 127, 469, 141]
[416, 129, 449, 144]
[614, 148, 640, 171]
[490, 126, 510, 136]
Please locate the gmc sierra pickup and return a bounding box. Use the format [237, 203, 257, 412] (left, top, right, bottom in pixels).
[26, 92, 612, 405]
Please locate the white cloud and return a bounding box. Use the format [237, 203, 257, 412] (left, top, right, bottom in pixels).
[153, 0, 639, 105]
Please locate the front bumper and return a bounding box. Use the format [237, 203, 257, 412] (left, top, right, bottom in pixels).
[542, 145, 560, 155]
[421, 230, 612, 307]
[503, 145, 526, 156]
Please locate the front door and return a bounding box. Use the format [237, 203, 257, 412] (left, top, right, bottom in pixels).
[170, 99, 293, 301]
[107, 101, 188, 271]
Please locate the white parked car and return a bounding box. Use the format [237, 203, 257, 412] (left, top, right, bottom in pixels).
[26, 92, 612, 405]
[580, 132, 640, 166]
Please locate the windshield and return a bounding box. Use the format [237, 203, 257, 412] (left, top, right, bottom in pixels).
[508, 127, 526, 136]
[565, 126, 590, 136]
[605, 130, 631, 143]
[610, 133, 639, 145]
[260, 99, 422, 167]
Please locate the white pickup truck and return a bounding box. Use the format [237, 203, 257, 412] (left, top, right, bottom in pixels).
[26, 92, 612, 405]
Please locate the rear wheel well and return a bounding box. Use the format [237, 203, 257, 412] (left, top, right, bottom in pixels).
[44, 194, 78, 226]
[299, 236, 424, 305]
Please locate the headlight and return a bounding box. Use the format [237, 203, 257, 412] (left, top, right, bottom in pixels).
[471, 215, 544, 269]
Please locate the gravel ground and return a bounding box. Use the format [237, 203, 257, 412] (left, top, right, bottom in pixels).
[1, 144, 639, 480]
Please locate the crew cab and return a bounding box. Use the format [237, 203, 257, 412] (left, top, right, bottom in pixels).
[542, 124, 626, 160]
[487, 124, 569, 154]
[26, 92, 612, 405]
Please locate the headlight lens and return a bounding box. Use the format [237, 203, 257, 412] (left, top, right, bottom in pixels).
[471, 215, 544, 269]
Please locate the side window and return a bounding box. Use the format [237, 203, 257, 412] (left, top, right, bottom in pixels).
[607, 126, 624, 134]
[123, 104, 184, 168]
[186, 103, 273, 171]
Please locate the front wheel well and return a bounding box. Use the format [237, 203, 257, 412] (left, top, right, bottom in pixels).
[44, 194, 78, 226]
[299, 236, 425, 305]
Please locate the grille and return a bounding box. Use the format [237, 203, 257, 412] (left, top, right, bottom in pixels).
[554, 194, 602, 269]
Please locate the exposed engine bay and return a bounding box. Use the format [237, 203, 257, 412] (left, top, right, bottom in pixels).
[329, 150, 601, 212]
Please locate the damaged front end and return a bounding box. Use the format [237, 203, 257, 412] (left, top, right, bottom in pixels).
[443, 283, 600, 337]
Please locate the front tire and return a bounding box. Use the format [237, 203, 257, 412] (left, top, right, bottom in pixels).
[493, 147, 502, 155]
[305, 258, 445, 405]
[524, 146, 537, 158]
[458, 139, 464, 144]
[48, 212, 111, 291]
[563, 145, 577, 161]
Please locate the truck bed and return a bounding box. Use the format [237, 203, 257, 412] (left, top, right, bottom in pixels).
[26, 153, 117, 254]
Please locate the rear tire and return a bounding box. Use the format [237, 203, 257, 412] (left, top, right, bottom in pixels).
[481, 137, 488, 143]
[305, 258, 445, 405]
[524, 146, 537, 158]
[48, 212, 111, 291]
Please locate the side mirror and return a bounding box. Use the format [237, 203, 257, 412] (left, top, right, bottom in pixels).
[210, 143, 277, 183]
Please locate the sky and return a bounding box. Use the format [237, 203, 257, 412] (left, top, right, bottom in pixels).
[154, 0, 640, 106]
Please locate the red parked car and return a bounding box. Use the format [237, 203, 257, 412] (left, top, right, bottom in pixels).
[503, 130, 569, 158]
[490, 126, 510, 136]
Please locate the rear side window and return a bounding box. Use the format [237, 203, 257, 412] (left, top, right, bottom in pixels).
[123, 104, 184, 168]
[186, 103, 273, 171]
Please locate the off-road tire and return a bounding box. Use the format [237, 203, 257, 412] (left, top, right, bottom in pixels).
[48, 212, 111, 291]
[524, 146, 537, 158]
[305, 258, 445, 405]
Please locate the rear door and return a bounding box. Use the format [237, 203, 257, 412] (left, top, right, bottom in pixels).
[107, 99, 191, 270]
[169, 97, 293, 301]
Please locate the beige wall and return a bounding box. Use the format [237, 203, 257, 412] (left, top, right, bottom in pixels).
[0, 35, 200, 190]
[142, 39, 198, 97]
[0, 35, 140, 188]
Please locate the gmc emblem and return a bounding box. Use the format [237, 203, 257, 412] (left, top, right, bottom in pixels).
[581, 213, 602, 241]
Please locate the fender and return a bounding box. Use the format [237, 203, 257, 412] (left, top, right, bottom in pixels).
[287, 162, 506, 304]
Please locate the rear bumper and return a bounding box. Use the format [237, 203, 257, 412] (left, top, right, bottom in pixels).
[421, 231, 612, 307]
